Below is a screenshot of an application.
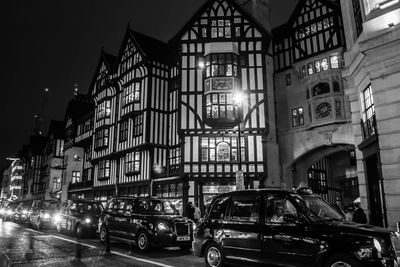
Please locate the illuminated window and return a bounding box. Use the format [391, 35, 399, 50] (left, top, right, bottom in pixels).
[206, 93, 237, 120]
[314, 60, 321, 72]
[73, 154, 81, 161]
[321, 58, 329, 71]
[330, 55, 339, 69]
[123, 82, 140, 105]
[204, 53, 238, 78]
[169, 147, 181, 172]
[211, 19, 231, 38]
[126, 151, 140, 174]
[292, 107, 304, 127]
[96, 100, 111, 121]
[72, 171, 81, 184]
[132, 115, 143, 137]
[201, 137, 245, 162]
[307, 63, 314, 75]
[94, 128, 109, 149]
[98, 160, 110, 179]
[53, 177, 61, 190]
[361, 85, 375, 122]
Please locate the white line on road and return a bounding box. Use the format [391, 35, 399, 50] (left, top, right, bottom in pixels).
[111, 251, 175, 267]
[45, 235, 97, 249]
[24, 228, 44, 235]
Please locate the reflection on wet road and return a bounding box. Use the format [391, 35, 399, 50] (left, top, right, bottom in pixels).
[0, 219, 203, 267]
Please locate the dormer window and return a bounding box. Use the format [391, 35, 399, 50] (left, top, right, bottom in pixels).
[211, 19, 232, 38]
[96, 100, 111, 121]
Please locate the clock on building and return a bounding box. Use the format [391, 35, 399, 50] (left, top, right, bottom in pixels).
[315, 102, 332, 118]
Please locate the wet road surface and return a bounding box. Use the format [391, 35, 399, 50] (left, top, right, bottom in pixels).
[0, 219, 204, 267]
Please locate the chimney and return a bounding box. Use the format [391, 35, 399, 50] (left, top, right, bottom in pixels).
[235, 0, 271, 33]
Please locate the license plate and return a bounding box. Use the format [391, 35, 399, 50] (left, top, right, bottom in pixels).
[177, 236, 190, 241]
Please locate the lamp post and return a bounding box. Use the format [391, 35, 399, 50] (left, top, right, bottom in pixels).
[234, 92, 245, 190]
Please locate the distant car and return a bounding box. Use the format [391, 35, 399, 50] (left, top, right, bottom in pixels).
[13, 200, 33, 224]
[193, 188, 399, 267]
[98, 196, 194, 252]
[29, 200, 61, 229]
[55, 199, 103, 238]
[1, 202, 19, 221]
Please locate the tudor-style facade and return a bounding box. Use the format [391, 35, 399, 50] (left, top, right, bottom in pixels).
[273, 0, 358, 207]
[165, 0, 279, 209]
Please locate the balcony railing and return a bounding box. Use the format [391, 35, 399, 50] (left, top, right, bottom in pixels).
[361, 114, 377, 139]
[68, 180, 93, 191]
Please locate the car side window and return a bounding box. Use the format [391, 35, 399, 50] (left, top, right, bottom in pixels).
[230, 195, 259, 222]
[139, 199, 149, 213]
[265, 194, 299, 224]
[209, 196, 231, 220]
[106, 199, 115, 213]
[124, 199, 136, 216]
[116, 200, 125, 215]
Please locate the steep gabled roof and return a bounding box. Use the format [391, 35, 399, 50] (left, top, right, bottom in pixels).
[170, 0, 271, 44]
[273, 0, 341, 34]
[88, 49, 117, 96]
[47, 120, 64, 139]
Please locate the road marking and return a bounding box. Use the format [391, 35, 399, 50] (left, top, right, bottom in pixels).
[24, 228, 43, 235]
[110, 251, 175, 267]
[45, 235, 97, 249]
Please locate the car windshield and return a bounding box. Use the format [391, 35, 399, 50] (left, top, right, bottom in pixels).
[140, 199, 178, 215]
[292, 194, 343, 222]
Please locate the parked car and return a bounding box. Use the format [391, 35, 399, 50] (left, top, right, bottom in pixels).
[13, 200, 33, 223]
[193, 188, 399, 267]
[29, 200, 61, 229]
[98, 196, 194, 252]
[56, 199, 103, 238]
[1, 202, 19, 221]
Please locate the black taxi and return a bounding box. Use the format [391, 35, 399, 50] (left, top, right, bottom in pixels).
[193, 188, 399, 267]
[29, 200, 61, 229]
[98, 196, 194, 252]
[55, 199, 103, 238]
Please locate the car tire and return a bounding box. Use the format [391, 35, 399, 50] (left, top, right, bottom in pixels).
[324, 253, 360, 267]
[75, 224, 83, 238]
[136, 231, 151, 252]
[204, 243, 224, 267]
[99, 227, 108, 242]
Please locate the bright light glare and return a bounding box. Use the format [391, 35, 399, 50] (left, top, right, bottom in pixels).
[43, 213, 50, 219]
[85, 218, 91, 224]
[198, 60, 205, 69]
[53, 214, 61, 224]
[233, 92, 244, 105]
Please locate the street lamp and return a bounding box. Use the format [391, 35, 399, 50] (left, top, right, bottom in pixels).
[233, 91, 245, 190]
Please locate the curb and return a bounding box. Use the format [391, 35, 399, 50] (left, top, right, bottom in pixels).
[0, 250, 10, 267]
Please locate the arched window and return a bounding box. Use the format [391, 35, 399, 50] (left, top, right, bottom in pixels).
[217, 142, 230, 161]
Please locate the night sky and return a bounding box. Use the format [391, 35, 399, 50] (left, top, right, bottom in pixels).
[1, 0, 297, 169]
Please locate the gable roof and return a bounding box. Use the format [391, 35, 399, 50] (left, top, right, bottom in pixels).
[88, 49, 117, 96]
[273, 0, 341, 37]
[170, 0, 271, 44]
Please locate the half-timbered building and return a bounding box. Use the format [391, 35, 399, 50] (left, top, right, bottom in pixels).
[164, 0, 279, 210]
[273, 0, 358, 207]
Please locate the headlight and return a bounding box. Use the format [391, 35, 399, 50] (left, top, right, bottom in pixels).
[7, 210, 13, 215]
[0, 208, 5, 214]
[43, 213, 50, 219]
[85, 218, 91, 224]
[192, 223, 197, 231]
[157, 223, 168, 231]
[53, 214, 61, 224]
[22, 209, 28, 214]
[373, 238, 382, 253]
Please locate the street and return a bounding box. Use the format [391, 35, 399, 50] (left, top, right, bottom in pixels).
[0, 219, 203, 267]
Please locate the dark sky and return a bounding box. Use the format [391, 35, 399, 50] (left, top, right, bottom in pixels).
[1, 0, 297, 169]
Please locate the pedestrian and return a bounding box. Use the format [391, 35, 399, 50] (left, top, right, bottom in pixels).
[352, 197, 367, 224]
[186, 202, 195, 220]
[344, 204, 354, 222]
[193, 203, 201, 223]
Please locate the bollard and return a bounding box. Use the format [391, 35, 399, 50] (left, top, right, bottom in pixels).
[104, 230, 110, 254]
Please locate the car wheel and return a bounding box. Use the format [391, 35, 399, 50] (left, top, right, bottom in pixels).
[324, 253, 360, 267]
[75, 224, 83, 238]
[205, 243, 224, 267]
[136, 231, 151, 252]
[99, 227, 108, 242]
